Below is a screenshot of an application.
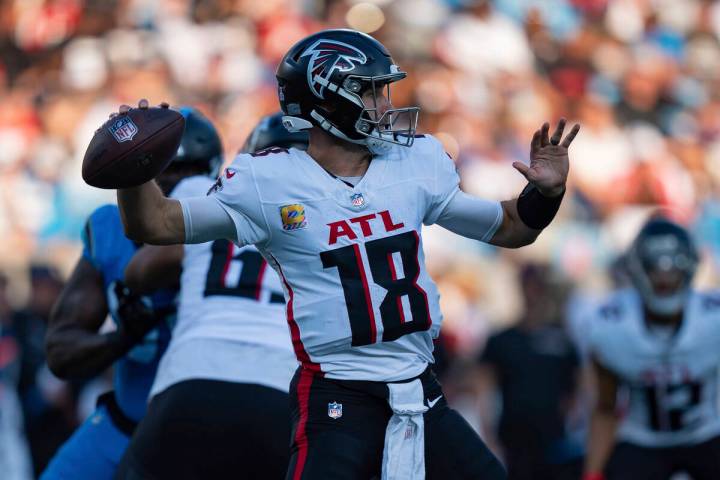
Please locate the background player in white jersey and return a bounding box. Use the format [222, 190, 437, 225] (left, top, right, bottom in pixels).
[584, 217, 720, 480]
[115, 113, 306, 480]
[110, 29, 579, 479]
[39, 107, 217, 480]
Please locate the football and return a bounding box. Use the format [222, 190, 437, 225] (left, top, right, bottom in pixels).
[82, 106, 185, 189]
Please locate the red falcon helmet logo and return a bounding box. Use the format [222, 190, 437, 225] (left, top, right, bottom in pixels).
[300, 39, 368, 99]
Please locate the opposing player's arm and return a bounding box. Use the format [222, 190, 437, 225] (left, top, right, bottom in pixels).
[124, 244, 183, 294]
[45, 258, 133, 379]
[584, 356, 620, 478]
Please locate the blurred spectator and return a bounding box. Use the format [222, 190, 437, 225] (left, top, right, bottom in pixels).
[476, 264, 582, 480]
[0, 272, 34, 480]
[9, 265, 76, 476]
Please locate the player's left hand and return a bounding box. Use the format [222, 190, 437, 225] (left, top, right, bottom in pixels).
[512, 119, 580, 197]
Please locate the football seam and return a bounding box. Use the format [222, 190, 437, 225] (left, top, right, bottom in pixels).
[88, 115, 185, 181]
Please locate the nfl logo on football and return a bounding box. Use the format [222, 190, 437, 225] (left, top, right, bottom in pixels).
[350, 193, 365, 208]
[109, 117, 139, 143]
[327, 401, 342, 420]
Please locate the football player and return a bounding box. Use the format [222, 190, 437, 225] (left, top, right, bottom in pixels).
[41, 107, 221, 480]
[112, 29, 579, 479]
[584, 217, 720, 480]
[115, 113, 306, 479]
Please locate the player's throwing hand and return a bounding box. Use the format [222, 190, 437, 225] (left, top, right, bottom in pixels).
[512, 119, 580, 198]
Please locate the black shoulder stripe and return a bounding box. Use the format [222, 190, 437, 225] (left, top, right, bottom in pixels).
[250, 146, 289, 157]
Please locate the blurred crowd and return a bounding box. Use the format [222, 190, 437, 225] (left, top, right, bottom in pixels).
[2, 0, 720, 477]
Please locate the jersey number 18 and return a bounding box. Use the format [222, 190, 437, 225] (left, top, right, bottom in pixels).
[321, 231, 432, 346]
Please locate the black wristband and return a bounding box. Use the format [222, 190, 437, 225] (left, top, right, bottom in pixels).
[516, 183, 564, 230]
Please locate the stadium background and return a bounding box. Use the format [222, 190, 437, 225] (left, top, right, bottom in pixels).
[1, 0, 719, 477]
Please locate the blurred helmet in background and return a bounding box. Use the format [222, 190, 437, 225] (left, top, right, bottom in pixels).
[276, 29, 419, 154]
[241, 112, 309, 153]
[627, 216, 698, 316]
[170, 106, 224, 178]
[157, 107, 224, 195]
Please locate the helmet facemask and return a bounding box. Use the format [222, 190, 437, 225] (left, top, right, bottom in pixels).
[346, 73, 419, 149]
[627, 231, 698, 316]
[305, 71, 419, 153]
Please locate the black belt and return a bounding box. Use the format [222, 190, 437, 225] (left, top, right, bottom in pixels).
[96, 391, 138, 436]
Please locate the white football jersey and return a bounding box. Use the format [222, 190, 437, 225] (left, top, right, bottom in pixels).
[206, 135, 502, 381]
[150, 175, 297, 397]
[589, 288, 720, 447]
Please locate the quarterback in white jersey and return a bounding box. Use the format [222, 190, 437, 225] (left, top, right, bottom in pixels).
[112, 29, 579, 480]
[202, 133, 500, 381]
[584, 217, 720, 480]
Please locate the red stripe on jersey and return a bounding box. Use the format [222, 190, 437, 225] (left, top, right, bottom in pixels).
[219, 242, 234, 288]
[386, 252, 406, 324]
[412, 231, 432, 329]
[292, 369, 314, 480]
[255, 260, 267, 300]
[353, 243, 377, 344]
[269, 253, 322, 374]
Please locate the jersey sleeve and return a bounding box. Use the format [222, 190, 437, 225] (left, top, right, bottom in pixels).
[418, 135, 503, 241]
[169, 175, 215, 200]
[586, 301, 618, 369]
[422, 135, 462, 226]
[81, 204, 121, 273]
[197, 154, 269, 247]
[434, 191, 503, 243]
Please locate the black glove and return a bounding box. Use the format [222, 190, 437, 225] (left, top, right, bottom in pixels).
[113, 281, 161, 344]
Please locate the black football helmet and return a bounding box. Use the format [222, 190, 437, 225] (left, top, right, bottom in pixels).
[157, 107, 223, 195]
[240, 112, 309, 153]
[276, 29, 419, 154]
[626, 216, 698, 316]
[171, 107, 223, 177]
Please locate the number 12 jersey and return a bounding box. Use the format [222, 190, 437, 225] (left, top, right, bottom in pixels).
[589, 289, 720, 447]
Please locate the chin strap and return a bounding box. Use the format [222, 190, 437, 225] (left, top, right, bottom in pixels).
[281, 115, 313, 132]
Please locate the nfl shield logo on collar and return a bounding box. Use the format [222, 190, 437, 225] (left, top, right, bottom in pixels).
[350, 193, 366, 209]
[108, 116, 139, 143]
[328, 401, 342, 419]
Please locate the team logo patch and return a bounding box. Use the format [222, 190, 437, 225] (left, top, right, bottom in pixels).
[350, 193, 366, 208]
[225, 167, 237, 179]
[300, 39, 368, 99]
[328, 401, 343, 419]
[108, 116, 138, 143]
[280, 204, 308, 231]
